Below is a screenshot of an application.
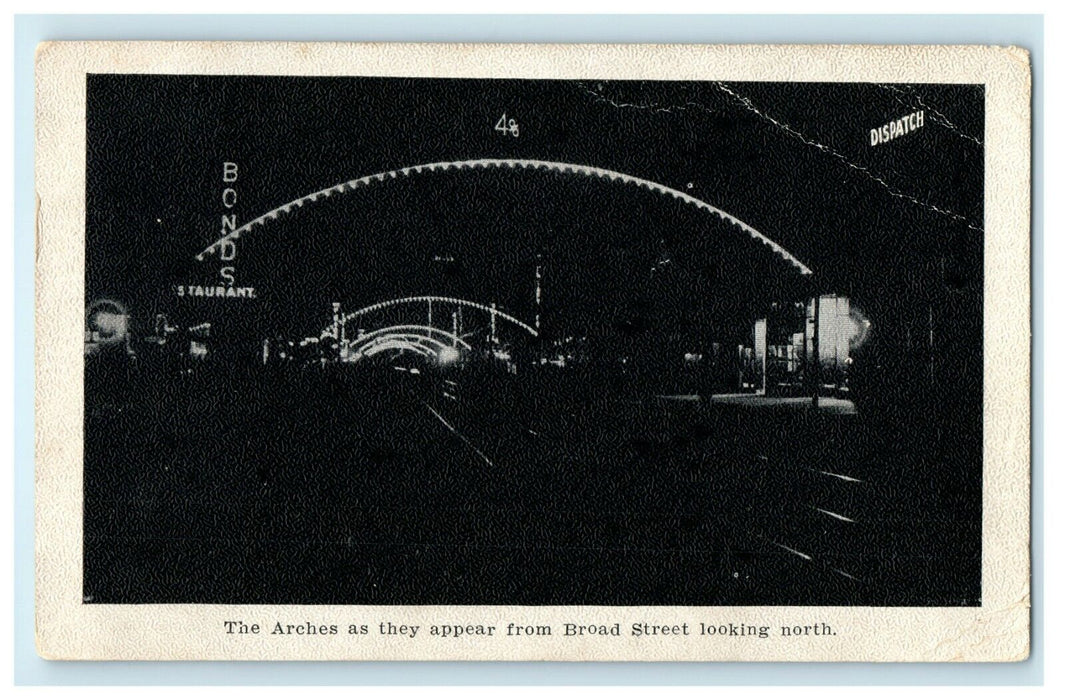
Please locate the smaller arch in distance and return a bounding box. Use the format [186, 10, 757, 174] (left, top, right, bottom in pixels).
[343, 324, 474, 351]
[342, 296, 538, 338]
[359, 339, 437, 360]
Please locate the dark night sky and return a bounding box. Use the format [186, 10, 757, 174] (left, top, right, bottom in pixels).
[85, 75, 984, 346]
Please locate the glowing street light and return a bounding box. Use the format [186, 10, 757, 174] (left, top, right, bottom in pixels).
[438, 346, 460, 365]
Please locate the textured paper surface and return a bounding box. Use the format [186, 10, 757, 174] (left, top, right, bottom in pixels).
[35, 41, 1030, 662]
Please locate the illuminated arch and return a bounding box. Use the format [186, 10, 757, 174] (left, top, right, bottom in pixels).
[345, 324, 471, 363]
[194, 158, 812, 275]
[359, 339, 437, 359]
[342, 297, 538, 338]
[346, 324, 472, 350]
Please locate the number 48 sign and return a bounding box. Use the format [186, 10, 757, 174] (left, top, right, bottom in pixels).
[494, 113, 520, 137]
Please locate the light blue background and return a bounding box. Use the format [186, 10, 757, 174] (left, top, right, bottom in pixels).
[13, 13, 1044, 686]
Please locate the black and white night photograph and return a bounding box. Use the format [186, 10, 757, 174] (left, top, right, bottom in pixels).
[81, 73, 986, 608]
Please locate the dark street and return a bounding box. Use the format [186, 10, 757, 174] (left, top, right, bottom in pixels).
[84, 364, 980, 606]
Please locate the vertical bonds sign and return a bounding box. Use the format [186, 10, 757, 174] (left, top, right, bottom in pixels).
[175, 161, 257, 299]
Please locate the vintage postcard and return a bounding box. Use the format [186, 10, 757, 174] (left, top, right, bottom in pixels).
[34, 42, 1031, 661]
